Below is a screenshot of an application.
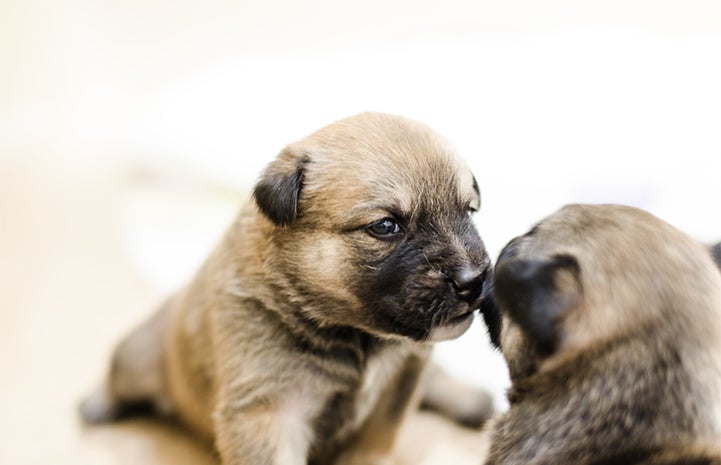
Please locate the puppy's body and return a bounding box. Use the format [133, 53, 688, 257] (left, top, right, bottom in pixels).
[482, 204, 721, 465]
[81, 113, 492, 465]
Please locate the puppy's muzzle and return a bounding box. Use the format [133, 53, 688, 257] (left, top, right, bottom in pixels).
[443, 265, 489, 305]
[426, 263, 491, 342]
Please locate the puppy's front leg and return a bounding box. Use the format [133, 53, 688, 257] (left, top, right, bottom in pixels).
[209, 297, 328, 465]
[335, 352, 429, 465]
[214, 401, 314, 465]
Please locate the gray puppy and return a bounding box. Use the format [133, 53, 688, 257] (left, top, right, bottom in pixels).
[480, 204, 721, 465]
[80, 113, 493, 465]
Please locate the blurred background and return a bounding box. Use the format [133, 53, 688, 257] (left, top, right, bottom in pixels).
[2, 1, 720, 464]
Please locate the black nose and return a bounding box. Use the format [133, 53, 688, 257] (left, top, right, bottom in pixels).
[445, 265, 489, 303]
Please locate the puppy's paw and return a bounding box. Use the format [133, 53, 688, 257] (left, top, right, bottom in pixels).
[441, 387, 495, 429]
[78, 387, 119, 424]
[421, 363, 495, 429]
[422, 384, 495, 429]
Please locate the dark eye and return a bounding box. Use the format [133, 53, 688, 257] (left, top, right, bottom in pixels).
[367, 218, 402, 239]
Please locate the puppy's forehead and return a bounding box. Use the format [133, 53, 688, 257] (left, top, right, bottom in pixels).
[297, 113, 478, 215]
[509, 204, 694, 270]
[499, 205, 630, 263]
[535, 204, 660, 243]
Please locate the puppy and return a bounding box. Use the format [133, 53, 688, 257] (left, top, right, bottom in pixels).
[80, 113, 493, 465]
[480, 204, 721, 465]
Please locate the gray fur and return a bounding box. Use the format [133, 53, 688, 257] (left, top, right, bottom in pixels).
[483, 204, 721, 465]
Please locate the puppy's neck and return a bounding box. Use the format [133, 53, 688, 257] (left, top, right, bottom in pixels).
[267, 296, 395, 367]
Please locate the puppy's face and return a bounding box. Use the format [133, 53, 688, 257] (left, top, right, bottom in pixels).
[486, 203, 721, 384]
[252, 113, 491, 342]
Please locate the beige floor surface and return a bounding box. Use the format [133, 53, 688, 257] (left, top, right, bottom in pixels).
[0, 155, 488, 465]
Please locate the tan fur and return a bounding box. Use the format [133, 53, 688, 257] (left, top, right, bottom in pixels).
[81, 113, 493, 465]
[483, 204, 721, 465]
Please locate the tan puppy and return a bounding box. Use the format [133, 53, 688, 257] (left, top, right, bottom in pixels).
[80, 113, 493, 465]
[480, 204, 721, 465]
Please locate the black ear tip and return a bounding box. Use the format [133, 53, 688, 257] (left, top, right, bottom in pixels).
[252, 174, 299, 226]
[551, 253, 580, 271]
[493, 253, 582, 355]
[494, 258, 540, 301]
[252, 155, 309, 226]
[496, 254, 579, 286]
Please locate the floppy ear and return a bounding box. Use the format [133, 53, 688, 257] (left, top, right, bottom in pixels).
[252, 149, 310, 226]
[494, 254, 582, 354]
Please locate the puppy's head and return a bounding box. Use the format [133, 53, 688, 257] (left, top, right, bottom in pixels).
[252, 112, 491, 342]
[489, 204, 721, 384]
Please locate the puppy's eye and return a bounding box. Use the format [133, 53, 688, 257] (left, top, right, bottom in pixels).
[367, 218, 402, 239]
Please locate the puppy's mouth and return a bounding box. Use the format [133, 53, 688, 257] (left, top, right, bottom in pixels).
[424, 271, 493, 342]
[376, 298, 479, 343]
[426, 307, 476, 342]
[444, 307, 477, 329]
[417, 270, 490, 342]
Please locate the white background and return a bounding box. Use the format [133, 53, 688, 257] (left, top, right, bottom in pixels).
[2, 0, 721, 413]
